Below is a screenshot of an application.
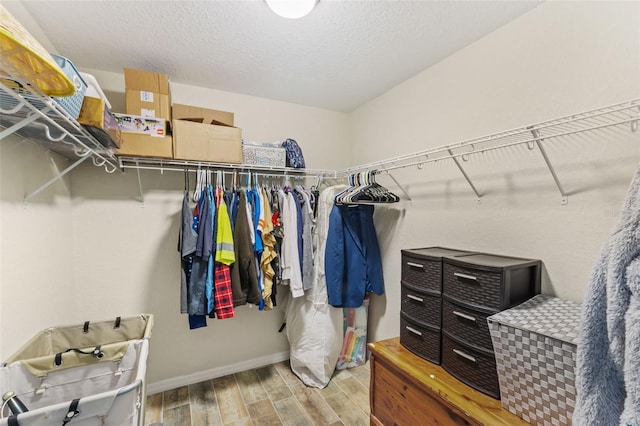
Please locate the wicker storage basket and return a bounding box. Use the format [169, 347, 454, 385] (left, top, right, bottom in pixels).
[488, 295, 580, 426]
[49, 54, 87, 118]
[0, 314, 153, 426]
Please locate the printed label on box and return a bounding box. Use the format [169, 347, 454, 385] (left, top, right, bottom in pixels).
[140, 91, 154, 102]
[114, 113, 165, 137]
[140, 108, 156, 118]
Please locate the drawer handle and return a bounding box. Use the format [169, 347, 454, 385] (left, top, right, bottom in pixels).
[405, 326, 422, 336]
[454, 272, 478, 281]
[453, 349, 477, 363]
[406, 262, 424, 269]
[407, 294, 424, 303]
[453, 311, 477, 322]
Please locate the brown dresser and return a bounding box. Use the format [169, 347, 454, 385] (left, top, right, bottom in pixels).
[441, 253, 541, 398]
[400, 247, 471, 364]
[369, 338, 530, 426]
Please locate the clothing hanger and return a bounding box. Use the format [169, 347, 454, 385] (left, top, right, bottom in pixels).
[193, 166, 205, 202]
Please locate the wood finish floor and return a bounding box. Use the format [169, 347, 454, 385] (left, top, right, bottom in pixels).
[145, 361, 371, 426]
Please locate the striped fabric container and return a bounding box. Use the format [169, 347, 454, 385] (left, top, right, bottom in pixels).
[488, 295, 581, 426]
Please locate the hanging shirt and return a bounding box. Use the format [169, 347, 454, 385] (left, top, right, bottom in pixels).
[325, 204, 384, 308]
[280, 190, 304, 298]
[292, 191, 304, 272]
[260, 188, 278, 310]
[230, 190, 239, 230]
[178, 190, 198, 314]
[245, 190, 256, 247]
[214, 188, 235, 319]
[299, 190, 315, 291]
[205, 186, 217, 316]
[251, 188, 264, 254]
[215, 188, 236, 266]
[231, 190, 261, 306]
[252, 188, 265, 310]
[189, 192, 211, 316]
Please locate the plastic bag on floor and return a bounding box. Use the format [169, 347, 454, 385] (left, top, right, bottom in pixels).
[336, 299, 369, 370]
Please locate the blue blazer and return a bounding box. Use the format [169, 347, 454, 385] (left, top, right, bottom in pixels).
[325, 204, 384, 308]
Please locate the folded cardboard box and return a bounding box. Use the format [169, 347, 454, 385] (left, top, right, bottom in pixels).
[172, 103, 241, 163]
[77, 96, 122, 148]
[113, 113, 167, 137]
[124, 68, 171, 119]
[116, 134, 173, 159]
[172, 103, 234, 127]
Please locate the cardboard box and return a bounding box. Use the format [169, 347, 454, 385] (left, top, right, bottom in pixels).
[125, 89, 171, 119]
[116, 134, 173, 159]
[113, 113, 167, 137]
[173, 119, 242, 163]
[124, 68, 170, 94]
[77, 96, 122, 148]
[124, 68, 171, 119]
[172, 103, 234, 127]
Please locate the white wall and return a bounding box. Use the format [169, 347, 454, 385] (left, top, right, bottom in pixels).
[68, 71, 350, 388]
[0, 135, 77, 358]
[350, 1, 640, 342]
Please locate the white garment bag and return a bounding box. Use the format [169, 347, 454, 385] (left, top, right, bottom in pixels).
[286, 185, 347, 388]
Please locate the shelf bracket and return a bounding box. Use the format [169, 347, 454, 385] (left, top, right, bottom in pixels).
[136, 160, 145, 207]
[381, 168, 412, 202]
[448, 149, 482, 203]
[24, 155, 89, 205]
[530, 128, 568, 205]
[0, 110, 49, 140]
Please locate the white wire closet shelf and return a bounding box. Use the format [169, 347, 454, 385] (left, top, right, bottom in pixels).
[0, 53, 119, 202]
[0, 47, 637, 204]
[342, 98, 640, 204]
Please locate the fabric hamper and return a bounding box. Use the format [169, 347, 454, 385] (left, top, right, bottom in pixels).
[487, 295, 580, 426]
[0, 314, 153, 426]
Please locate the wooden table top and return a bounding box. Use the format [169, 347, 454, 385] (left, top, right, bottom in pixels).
[368, 338, 530, 426]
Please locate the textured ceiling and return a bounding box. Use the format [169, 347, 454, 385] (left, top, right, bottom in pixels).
[15, 0, 540, 112]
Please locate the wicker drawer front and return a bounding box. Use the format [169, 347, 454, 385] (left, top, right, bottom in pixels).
[401, 254, 442, 293]
[443, 263, 502, 311]
[400, 314, 441, 365]
[442, 298, 493, 351]
[401, 285, 441, 328]
[441, 333, 500, 399]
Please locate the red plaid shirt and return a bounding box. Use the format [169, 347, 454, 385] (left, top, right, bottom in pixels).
[214, 263, 234, 319]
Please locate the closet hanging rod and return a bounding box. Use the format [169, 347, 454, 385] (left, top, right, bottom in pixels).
[125, 165, 312, 180]
[340, 98, 640, 174]
[118, 157, 338, 178]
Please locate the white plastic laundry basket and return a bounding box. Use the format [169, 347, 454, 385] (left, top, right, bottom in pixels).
[0, 314, 153, 426]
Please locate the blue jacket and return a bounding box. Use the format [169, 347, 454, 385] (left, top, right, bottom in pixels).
[325, 204, 384, 308]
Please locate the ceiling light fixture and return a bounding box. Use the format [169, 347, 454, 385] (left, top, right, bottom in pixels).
[265, 0, 318, 19]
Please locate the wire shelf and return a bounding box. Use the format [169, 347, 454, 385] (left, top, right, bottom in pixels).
[2, 41, 637, 204]
[343, 99, 640, 175]
[0, 52, 120, 201]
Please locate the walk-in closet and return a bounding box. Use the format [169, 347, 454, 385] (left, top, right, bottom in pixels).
[1, 1, 639, 425]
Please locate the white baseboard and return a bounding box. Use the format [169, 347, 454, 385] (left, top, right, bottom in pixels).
[147, 351, 290, 394]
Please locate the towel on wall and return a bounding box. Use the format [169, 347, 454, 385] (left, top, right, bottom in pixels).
[574, 167, 640, 426]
